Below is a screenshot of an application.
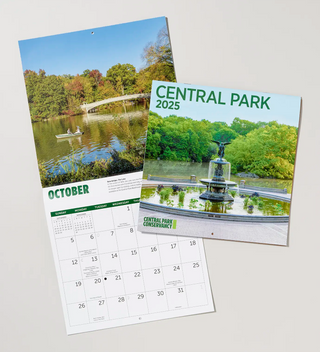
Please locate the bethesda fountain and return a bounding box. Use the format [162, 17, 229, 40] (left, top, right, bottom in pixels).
[199, 140, 237, 202]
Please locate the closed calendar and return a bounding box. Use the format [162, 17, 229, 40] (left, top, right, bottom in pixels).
[18, 18, 214, 334]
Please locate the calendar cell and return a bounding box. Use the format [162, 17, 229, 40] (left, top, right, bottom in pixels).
[63, 280, 86, 304]
[56, 237, 78, 260]
[103, 274, 126, 297]
[60, 258, 82, 282]
[107, 296, 129, 320]
[182, 262, 204, 285]
[142, 268, 165, 291]
[139, 245, 162, 269]
[119, 249, 141, 272]
[112, 205, 134, 228]
[186, 284, 208, 307]
[115, 226, 138, 251]
[127, 292, 148, 316]
[100, 252, 122, 275]
[87, 299, 109, 323]
[177, 239, 201, 263]
[145, 290, 168, 314]
[166, 286, 188, 310]
[123, 271, 145, 295]
[92, 208, 114, 232]
[80, 255, 101, 278]
[83, 278, 105, 300]
[67, 302, 89, 326]
[96, 230, 118, 254]
[76, 233, 98, 257]
[159, 242, 181, 266]
[162, 264, 185, 287]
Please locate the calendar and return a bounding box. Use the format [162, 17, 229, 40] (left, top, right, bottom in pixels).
[44, 172, 214, 334]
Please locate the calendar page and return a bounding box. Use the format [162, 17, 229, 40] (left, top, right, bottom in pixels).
[18, 18, 214, 334]
[138, 81, 301, 246]
[43, 173, 214, 334]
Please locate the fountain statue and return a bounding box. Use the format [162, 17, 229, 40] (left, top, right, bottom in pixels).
[199, 140, 237, 202]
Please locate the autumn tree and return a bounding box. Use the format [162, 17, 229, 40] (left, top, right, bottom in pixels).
[140, 26, 176, 89]
[89, 69, 103, 87]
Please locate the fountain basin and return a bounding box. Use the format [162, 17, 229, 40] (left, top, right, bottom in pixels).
[140, 186, 290, 223]
[199, 179, 237, 202]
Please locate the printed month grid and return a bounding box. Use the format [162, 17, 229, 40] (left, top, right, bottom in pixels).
[51, 198, 212, 330]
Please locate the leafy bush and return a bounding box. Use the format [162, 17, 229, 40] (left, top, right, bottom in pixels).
[178, 191, 186, 203]
[188, 198, 198, 209]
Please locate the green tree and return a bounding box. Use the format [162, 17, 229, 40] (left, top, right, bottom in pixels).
[212, 126, 239, 143]
[81, 69, 91, 77]
[106, 63, 137, 95]
[25, 70, 67, 120]
[225, 123, 297, 179]
[230, 117, 258, 136]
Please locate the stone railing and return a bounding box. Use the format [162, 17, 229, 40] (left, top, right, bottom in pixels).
[239, 184, 287, 194]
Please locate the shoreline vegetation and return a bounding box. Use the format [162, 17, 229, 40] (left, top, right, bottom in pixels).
[39, 142, 145, 188]
[24, 27, 175, 122]
[145, 111, 298, 180]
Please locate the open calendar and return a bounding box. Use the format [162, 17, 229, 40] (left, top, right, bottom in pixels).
[44, 172, 214, 334]
[19, 18, 214, 334]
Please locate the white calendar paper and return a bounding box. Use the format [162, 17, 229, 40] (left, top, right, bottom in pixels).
[18, 18, 214, 334]
[43, 173, 214, 334]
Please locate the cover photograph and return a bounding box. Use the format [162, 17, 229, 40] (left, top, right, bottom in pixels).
[138, 81, 301, 246]
[19, 19, 214, 335]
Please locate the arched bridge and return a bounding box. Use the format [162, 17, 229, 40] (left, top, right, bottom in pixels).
[80, 93, 151, 112]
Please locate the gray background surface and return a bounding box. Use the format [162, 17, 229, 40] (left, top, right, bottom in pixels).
[0, 0, 318, 351]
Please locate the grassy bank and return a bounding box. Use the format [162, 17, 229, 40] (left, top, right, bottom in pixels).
[39, 143, 145, 188]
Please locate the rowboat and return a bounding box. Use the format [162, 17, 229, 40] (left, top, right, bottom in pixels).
[55, 132, 84, 139]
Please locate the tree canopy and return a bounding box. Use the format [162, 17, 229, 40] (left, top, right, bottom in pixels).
[225, 123, 297, 179]
[23, 27, 176, 121]
[145, 112, 297, 179]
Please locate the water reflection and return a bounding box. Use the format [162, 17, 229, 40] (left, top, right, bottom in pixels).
[32, 105, 147, 174]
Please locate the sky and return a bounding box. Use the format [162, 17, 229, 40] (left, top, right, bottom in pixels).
[19, 17, 167, 76]
[150, 81, 301, 127]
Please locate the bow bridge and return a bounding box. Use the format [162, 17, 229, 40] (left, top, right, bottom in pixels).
[80, 93, 151, 113]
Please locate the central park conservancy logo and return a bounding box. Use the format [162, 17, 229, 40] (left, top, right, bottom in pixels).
[143, 217, 177, 229]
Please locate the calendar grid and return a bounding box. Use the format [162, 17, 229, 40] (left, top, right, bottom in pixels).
[50, 199, 213, 330]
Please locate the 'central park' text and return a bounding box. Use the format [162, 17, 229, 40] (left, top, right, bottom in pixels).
[156, 85, 271, 110]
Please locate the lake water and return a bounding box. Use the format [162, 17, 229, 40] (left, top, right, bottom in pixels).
[143, 160, 293, 193]
[32, 105, 147, 174]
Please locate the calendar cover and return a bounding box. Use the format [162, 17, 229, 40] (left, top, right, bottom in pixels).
[19, 19, 214, 335]
[138, 81, 301, 246]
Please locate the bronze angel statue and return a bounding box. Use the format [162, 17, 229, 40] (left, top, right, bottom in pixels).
[213, 140, 231, 159]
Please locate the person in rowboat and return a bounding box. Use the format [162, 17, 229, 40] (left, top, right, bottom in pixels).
[75, 126, 81, 133]
[67, 128, 72, 134]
